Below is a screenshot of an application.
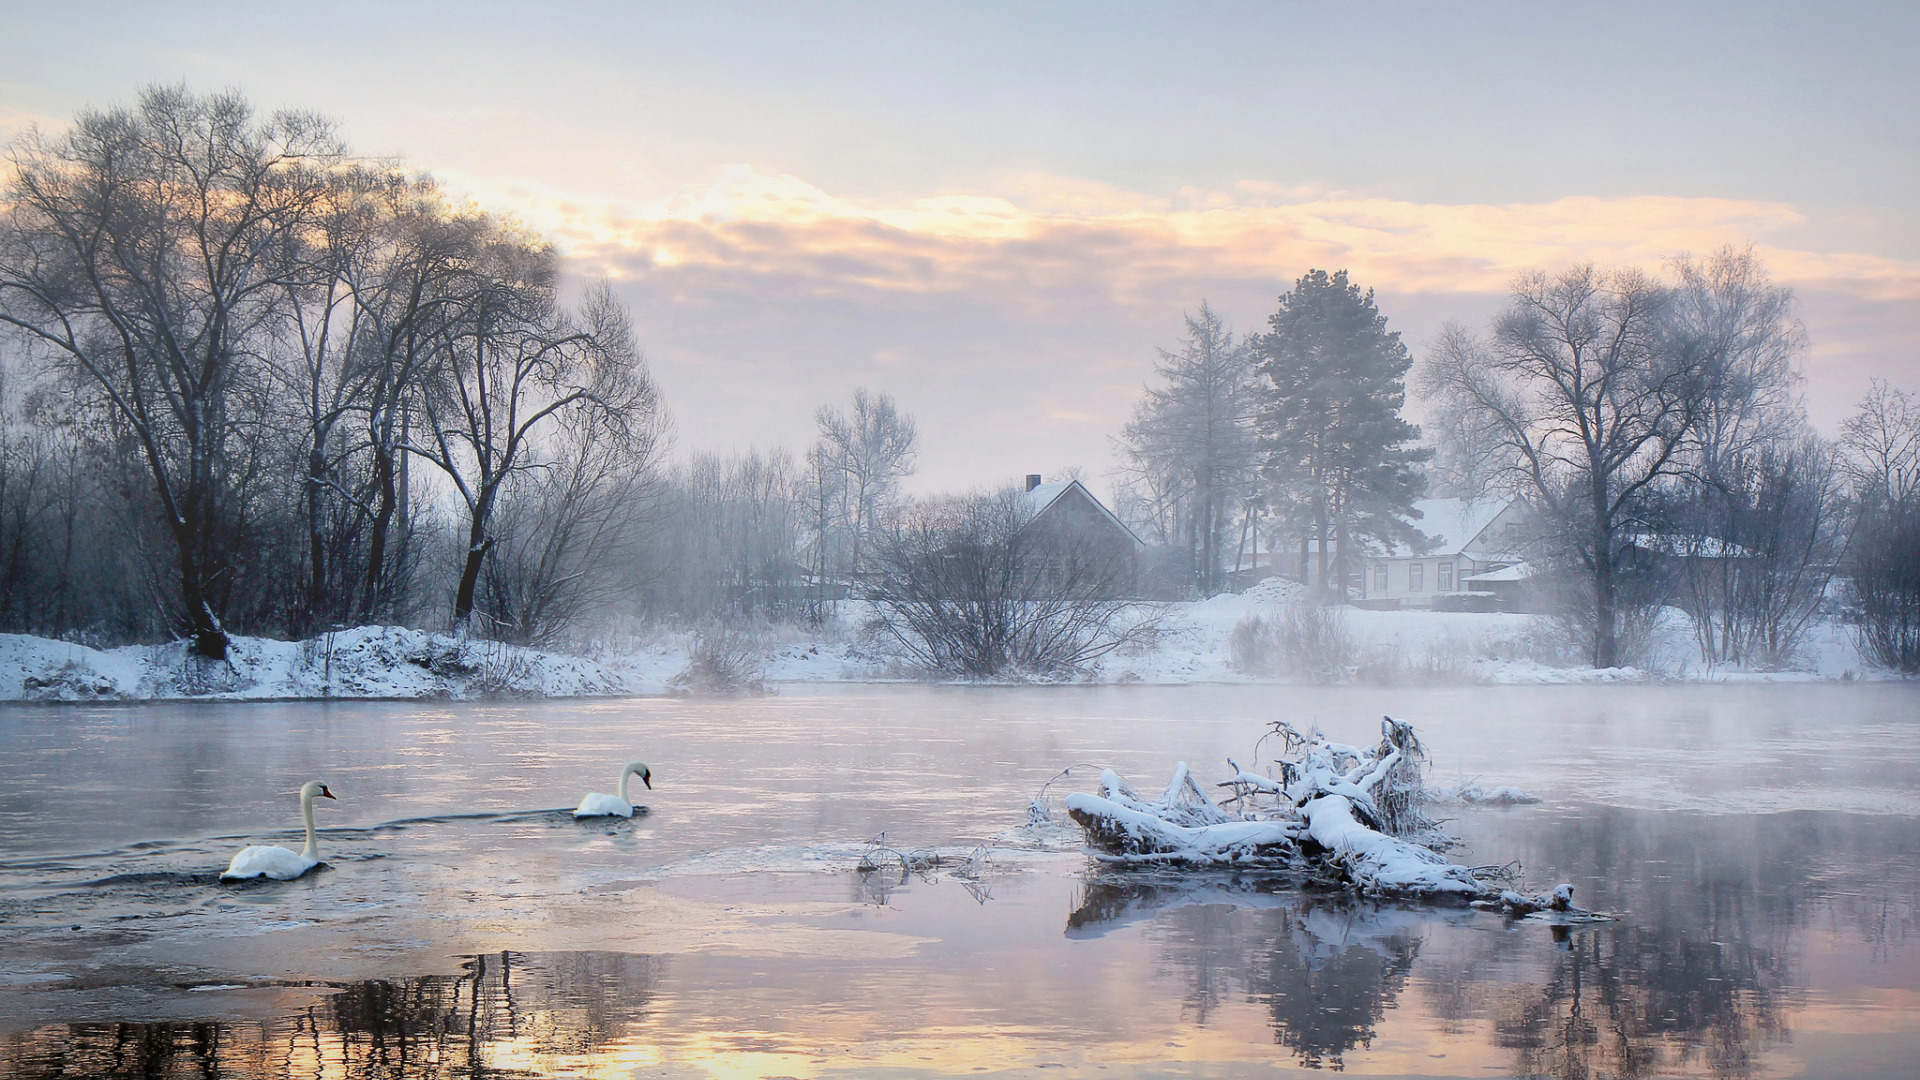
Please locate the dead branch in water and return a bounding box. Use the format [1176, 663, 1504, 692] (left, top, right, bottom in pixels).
[1060, 715, 1577, 905]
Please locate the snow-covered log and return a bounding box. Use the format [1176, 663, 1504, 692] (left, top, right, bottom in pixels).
[1060, 717, 1509, 901]
[1065, 792, 1301, 865]
[1300, 793, 1483, 898]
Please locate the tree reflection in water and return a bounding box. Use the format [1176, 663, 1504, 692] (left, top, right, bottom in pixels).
[1070, 874, 1442, 1069]
[1495, 924, 1790, 1080]
[1069, 871, 1793, 1077]
[0, 950, 661, 1079]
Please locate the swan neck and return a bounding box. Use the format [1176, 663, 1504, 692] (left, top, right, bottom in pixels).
[617, 769, 630, 805]
[300, 788, 319, 861]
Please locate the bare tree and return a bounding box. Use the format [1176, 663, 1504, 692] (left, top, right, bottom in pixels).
[1664, 437, 1848, 667]
[1670, 246, 1807, 482]
[1113, 302, 1258, 596]
[1421, 266, 1701, 668]
[1660, 248, 1831, 667]
[864, 488, 1148, 676]
[479, 289, 666, 644]
[0, 86, 343, 657]
[1842, 381, 1920, 672]
[405, 242, 653, 629]
[813, 388, 917, 579]
[1841, 380, 1920, 506]
[800, 439, 846, 620]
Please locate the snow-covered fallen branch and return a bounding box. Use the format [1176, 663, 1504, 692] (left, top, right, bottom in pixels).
[1061, 716, 1527, 902]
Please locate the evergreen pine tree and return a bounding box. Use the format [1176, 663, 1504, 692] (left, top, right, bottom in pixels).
[1256, 270, 1429, 597]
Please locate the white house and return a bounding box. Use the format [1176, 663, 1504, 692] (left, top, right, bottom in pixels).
[1359, 497, 1525, 609]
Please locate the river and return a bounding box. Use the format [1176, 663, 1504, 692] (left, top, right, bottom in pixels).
[1, 683, 1915, 1078]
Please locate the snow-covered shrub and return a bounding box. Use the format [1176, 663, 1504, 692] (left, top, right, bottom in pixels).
[863, 490, 1151, 677]
[669, 629, 767, 695]
[469, 641, 542, 697]
[1229, 602, 1354, 682]
[1851, 500, 1920, 673]
[21, 660, 118, 701]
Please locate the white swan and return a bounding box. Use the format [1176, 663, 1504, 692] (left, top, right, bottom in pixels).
[574, 761, 652, 818]
[221, 780, 337, 881]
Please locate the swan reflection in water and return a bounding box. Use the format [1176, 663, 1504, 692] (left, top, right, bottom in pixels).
[1068, 871, 1793, 1077]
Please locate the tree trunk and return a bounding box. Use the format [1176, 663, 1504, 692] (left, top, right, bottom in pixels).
[180, 410, 229, 661]
[305, 439, 329, 631]
[363, 443, 396, 619]
[1314, 502, 1330, 600]
[1591, 477, 1617, 668]
[453, 528, 489, 627]
[177, 536, 228, 660]
[453, 487, 495, 626]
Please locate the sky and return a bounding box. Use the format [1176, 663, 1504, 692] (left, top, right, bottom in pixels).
[4, 1, 1917, 493]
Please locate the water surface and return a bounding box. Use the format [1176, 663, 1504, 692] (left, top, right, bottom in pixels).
[1, 683, 1915, 1078]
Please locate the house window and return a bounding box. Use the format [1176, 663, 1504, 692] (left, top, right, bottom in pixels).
[1374, 565, 1388, 592]
[1438, 562, 1453, 590]
[1409, 562, 1424, 591]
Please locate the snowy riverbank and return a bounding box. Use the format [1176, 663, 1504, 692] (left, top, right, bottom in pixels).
[0, 626, 641, 703]
[0, 585, 1888, 703]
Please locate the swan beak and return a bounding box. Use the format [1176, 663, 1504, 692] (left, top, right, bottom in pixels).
[641, 773, 652, 790]
[319, 788, 337, 800]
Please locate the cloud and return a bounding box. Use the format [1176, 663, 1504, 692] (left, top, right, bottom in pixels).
[448, 166, 1920, 491]
[501, 165, 1918, 298]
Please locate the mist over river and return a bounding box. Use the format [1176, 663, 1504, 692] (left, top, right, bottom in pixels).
[1, 684, 1916, 1078]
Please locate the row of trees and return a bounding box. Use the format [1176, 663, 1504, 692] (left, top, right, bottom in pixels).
[3, 87, 1914, 675]
[1115, 273, 1428, 602]
[0, 81, 933, 655]
[0, 88, 664, 655]
[630, 388, 919, 626]
[1116, 251, 1920, 671]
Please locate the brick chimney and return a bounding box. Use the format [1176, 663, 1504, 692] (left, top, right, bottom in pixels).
[1026, 474, 1042, 492]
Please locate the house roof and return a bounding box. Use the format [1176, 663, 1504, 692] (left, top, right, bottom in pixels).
[1023, 479, 1143, 546]
[1462, 560, 1533, 583]
[1382, 497, 1514, 558]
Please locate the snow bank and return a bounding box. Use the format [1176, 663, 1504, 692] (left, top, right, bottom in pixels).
[0, 585, 1890, 703]
[0, 627, 644, 703]
[1092, 585, 1881, 685]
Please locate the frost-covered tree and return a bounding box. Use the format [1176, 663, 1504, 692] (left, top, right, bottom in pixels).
[812, 388, 917, 579]
[0, 87, 345, 658]
[1113, 302, 1258, 597]
[407, 265, 658, 629]
[1661, 248, 1835, 667]
[1420, 266, 1701, 668]
[1842, 380, 1920, 672]
[1255, 270, 1428, 598]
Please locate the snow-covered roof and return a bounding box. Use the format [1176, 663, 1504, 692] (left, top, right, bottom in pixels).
[1023, 479, 1142, 546]
[1383, 497, 1514, 558]
[1462, 560, 1533, 583]
[1022, 480, 1077, 514]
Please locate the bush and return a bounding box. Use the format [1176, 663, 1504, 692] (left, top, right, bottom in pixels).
[1229, 602, 1355, 682]
[669, 629, 768, 695]
[1851, 502, 1920, 673]
[864, 490, 1151, 677]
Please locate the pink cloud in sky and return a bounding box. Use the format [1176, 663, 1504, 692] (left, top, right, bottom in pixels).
[466, 167, 1918, 492]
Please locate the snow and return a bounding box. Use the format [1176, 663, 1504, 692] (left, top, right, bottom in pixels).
[1301, 793, 1484, 897]
[1461, 561, 1533, 583]
[1061, 720, 1501, 899]
[1430, 783, 1543, 805]
[1063, 790, 1301, 865]
[0, 627, 646, 703]
[0, 581, 1894, 703]
[1385, 497, 1515, 558]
